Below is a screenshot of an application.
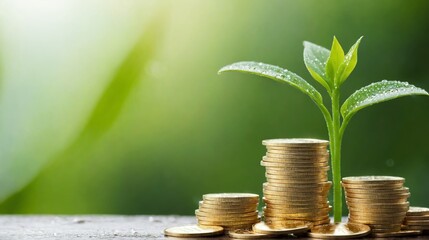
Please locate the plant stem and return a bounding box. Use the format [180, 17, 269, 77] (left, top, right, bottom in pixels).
[331, 88, 342, 223]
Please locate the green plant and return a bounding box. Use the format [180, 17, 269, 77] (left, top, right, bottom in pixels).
[218, 36, 428, 222]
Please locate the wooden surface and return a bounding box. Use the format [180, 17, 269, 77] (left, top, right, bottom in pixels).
[0, 215, 428, 239]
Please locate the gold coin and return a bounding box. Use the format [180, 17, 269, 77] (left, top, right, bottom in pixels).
[266, 170, 328, 176]
[308, 223, 371, 239]
[342, 184, 405, 190]
[263, 181, 331, 189]
[348, 207, 409, 214]
[199, 200, 258, 206]
[263, 198, 328, 206]
[345, 192, 410, 200]
[201, 201, 259, 208]
[201, 200, 259, 207]
[264, 210, 330, 218]
[198, 207, 258, 215]
[265, 171, 328, 179]
[197, 216, 259, 223]
[262, 138, 329, 146]
[252, 221, 309, 235]
[263, 205, 331, 213]
[346, 206, 408, 213]
[371, 228, 401, 234]
[345, 187, 409, 195]
[345, 197, 408, 204]
[348, 209, 407, 216]
[223, 224, 254, 231]
[199, 204, 258, 212]
[348, 219, 402, 226]
[262, 157, 329, 165]
[265, 172, 328, 179]
[348, 216, 405, 224]
[264, 153, 329, 159]
[265, 188, 329, 196]
[264, 182, 331, 189]
[261, 160, 328, 168]
[265, 205, 330, 213]
[405, 215, 429, 221]
[196, 209, 258, 217]
[405, 219, 429, 225]
[197, 219, 258, 226]
[346, 201, 409, 208]
[366, 223, 402, 229]
[262, 162, 329, 168]
[265, 142, 328, 148]
[265, 177, 328, 184]
[407, 206, 429, 216]
[266, 178, 328, 184]
[195, 209, 257, 217]
[266, 143, 327, 148]
[227, 229, 277, 239]
[348, 214, 405, 221]
[348, 211, 406, 219]
[342, 176, 404, 184]
[265, 152, 328, 160]
[265, 202, 330, 210]
[263, 198, 329, 205]
[348, 211, 406, 218]
[263, 196, 328, 202]
[371, 230, 422, 237]
[264, 216, 330, 223]
[347, 202, 409, 209]
[405, 225, 429, 230]
[196, 210, 259, 217]
[265, 148, 327, 153]
[264, 150, 328, 156]
[264, 211, 330, 219]
[264, 164, 329, 171]
[264, 218, 330, 228]
[263, 212, 330, 220]
[164, 225, 224, 237]
[260, 163, 330, 169]
[203, 193, 259, 201]
[264, 193, 328, 201]
[199, 201, 259, 209]
[266, 177, 328, 184]
[265, 147, 328, 153]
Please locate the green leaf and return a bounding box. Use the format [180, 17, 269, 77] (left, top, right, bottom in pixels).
[303, 41, 332, 92]
[326, 36, 344, 85]
[341, 80, 429, 120]
[336, 36, 363, 85]
[219, 61, 323, 105]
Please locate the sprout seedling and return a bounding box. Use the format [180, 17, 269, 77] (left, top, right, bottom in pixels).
[218, 36, 428, 222]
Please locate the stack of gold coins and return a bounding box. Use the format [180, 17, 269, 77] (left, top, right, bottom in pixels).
[342, 176, 410, 234]
[403, 206, 429, 231]
[196, 193, 260, 230]
[261, 138, 331, 227]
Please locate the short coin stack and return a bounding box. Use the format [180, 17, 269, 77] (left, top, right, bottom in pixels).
[196, 193, 260, 230]
[260, 138, 332, 227]
[403, 206, 429, 231]
[342, 176, 410, 234]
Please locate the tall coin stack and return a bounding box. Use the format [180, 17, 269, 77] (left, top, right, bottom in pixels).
[261, 139, 332, 227]
[342, 176, 410, 233]
[196, 193, 260, 230]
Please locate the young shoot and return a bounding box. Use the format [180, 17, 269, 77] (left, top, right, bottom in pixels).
[218, 36, 428, 222]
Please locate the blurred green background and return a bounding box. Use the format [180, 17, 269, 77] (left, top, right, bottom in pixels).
[0, 0, 428, 215]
